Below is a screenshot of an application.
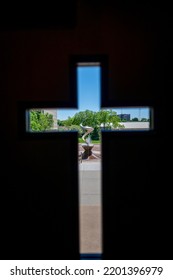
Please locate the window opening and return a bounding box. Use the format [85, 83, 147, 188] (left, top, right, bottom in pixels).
[26, 62, 153, 260]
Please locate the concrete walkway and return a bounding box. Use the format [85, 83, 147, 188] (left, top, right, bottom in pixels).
[79, 159, 102, 254]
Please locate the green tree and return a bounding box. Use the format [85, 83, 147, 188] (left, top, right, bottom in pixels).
[97, 110, 110, 128]
[57, 119, 64, 126]
[73, 110, 98, 127]
[96, 109, 123, 129]
[57, 109, 124, 140]
[68, 125, 83, 137]
[91, 126, 100, 140]
[108, 110, 123, 129]
[131, 117, 139, 121]
[63, 116, 74, 127]
[30, 110, 54, 131]
[141, 118, 148, 122]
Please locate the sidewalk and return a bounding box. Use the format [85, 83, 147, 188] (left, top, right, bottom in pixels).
[79, 158, 102, 254]
[79, 160, 101, 170]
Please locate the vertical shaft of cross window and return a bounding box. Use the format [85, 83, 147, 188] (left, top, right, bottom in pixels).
[77, 65, 102, 257]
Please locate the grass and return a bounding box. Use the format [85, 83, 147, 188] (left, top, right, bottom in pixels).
[78, 138, 100, 144]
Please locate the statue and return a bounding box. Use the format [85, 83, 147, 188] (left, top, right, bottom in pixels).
[80, 123, 94, 159]
[80, 123, 94, 144]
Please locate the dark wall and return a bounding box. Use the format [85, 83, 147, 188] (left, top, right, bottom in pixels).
[0, 1, 170, 259]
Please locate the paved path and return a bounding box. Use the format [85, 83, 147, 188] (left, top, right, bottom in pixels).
[79, 159, 102, 253]
[79, 161, 101, 205]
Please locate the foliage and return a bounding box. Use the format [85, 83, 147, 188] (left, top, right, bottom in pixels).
[131, 117, 139, 121]
[91, 126, 100, 140]
[141, 118, 149, 122]
[70, 109, 122, 129]
[68, 125, 83, 136]
[97, 110, 110, 128]
[57, 119, 65, 126]
[30, 110, 54, 131]
[72, 110, 98, 127]
[57, 109, 124, 141]
[62, 117, 74, 127]
[78, 138, 100, 144]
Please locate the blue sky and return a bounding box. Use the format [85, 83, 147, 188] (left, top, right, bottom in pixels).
[57, 66, 150, 120]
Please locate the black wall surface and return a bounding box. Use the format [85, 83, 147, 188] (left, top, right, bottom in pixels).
[0, 1, 171, 259]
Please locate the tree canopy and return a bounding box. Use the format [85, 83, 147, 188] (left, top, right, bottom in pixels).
[58, 109, 123, 129]
[57, 109, 124, 140]
[30, 110, 54, 131]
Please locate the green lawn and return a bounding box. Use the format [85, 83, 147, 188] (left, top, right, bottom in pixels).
[78, 138, 100, 144]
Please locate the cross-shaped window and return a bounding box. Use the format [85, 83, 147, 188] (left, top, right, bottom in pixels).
[19, 55, 153, 260]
